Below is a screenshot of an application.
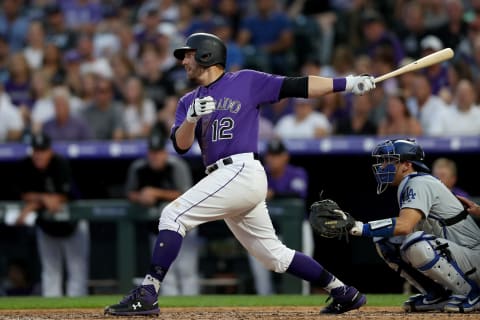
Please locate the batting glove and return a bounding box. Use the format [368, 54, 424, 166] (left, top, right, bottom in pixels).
[349, 221, 364, 236]
[346, 75, 376, 95]
[187, 96, 216, 123]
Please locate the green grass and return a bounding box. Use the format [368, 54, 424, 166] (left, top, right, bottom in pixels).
[0, 294, 409, 310]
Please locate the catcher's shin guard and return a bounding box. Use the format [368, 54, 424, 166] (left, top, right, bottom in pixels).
[104, 285, 159, 316]
[401, 231, 476, 297]
[374, 236, 450, 299]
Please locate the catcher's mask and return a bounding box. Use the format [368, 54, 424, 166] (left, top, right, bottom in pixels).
[372, 139, 430, 194]
[173, 33, 227, 67]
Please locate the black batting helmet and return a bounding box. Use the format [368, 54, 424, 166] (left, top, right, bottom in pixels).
[173, 33, 226, 68]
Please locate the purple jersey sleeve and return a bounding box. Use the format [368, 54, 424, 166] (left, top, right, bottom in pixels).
[171, 70, 284, 166]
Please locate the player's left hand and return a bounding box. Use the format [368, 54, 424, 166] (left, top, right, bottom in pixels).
[346, 74, 376, 95]
[349, 221, 364, 236]
[186, 96, 216, 123]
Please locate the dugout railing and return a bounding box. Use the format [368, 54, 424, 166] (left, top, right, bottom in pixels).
[0, 198, 304, 294]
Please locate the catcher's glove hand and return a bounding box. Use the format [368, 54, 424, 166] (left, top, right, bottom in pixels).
[309, 199, 356, 239]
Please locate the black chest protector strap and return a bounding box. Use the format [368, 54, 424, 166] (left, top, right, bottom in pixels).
[402, 173, 470, 226]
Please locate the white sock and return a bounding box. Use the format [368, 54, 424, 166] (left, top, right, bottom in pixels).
[324, 277, 344, 293]
[142, 274, 161, 293]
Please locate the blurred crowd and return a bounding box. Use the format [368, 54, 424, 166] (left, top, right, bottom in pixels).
[1, 0, 480, 145]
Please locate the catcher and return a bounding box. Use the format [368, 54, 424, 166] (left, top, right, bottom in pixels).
[310, 139, 480, 313]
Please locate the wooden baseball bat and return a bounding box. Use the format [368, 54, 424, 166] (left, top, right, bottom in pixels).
[374, 48, 454, 84]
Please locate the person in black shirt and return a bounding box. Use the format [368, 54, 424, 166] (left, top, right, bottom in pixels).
[125, 133, 199, 295]
[17, 132, 89, 297]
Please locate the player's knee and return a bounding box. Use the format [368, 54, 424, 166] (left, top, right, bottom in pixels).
[158, 203, 187, 236]
[374, 236, 404, 264]
[400, 231, 437, 270]
[254, 246, 295, 273]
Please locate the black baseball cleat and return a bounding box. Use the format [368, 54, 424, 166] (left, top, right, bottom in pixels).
[104, 284, 159, 316]
[320, 285, 367, 314]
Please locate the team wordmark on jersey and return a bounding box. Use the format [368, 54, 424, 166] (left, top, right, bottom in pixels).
[215, 97, 242, 113]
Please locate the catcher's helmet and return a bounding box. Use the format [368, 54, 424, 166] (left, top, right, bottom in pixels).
[371, 139, 430, 194]
[173, 33, 227, 67]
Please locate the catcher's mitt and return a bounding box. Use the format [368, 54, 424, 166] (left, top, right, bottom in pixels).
[309, 199, 356, 239]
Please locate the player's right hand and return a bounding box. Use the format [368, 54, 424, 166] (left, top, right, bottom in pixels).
[186, 96, 216, 123]
[346, 75, 376, 95]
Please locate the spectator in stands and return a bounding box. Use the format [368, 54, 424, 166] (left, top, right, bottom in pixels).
[176, 1, 195, 37]
[259, 116, 276, 141]
[0, 85, 23, 142]
[80, 77, 125, 140]
[109, 53, 135, 102]
[157, 0, 179, 23]
[134, 3, 162, 46]
[40, 43, 66, 85]
[115, 23, 139, 61]
[60, 0, 103, 35]
[359, 9, 405, 67]
[31, 70, 54, 133]
[125, 133, 199, 296]
[182, 0, 216, 36]
[237, 0, 294, 74]
[372, 46, 399, 96]
[217, 0, 243, 38]
[4, 53, 33, 134]
[0, 34, 9, 84]
[410, 73, 448, 135]
[212, 16, 245, 72]
[395, 2, 430, 60]
[92, 5, 123, 60]
[23, 21, 45, 71]
[335, 94, 377, 135]
[153, 22, 180, 72]
[31, 71, 85, 133]
[77, 72, 96, 108]
[275, 98, 331, 139]
[420, 35, 450, 95]
[0, 0, 30, 52]
[432, 157, 469, 198]
[42, 87, 92, 141]
[137, 46, 176, 110]
[287, 0, 336, 66]
[63, 50, 84, 97]
[377, 93, 422, 137]
[122, 77, 156, 139]
[43, 3, 77, 52]
[397, 57, 417, 100]
[429, 79, 480, 136]
[433, 0, 467, 55]
[78, 34, 114, 80]
[321, 45, 354, 79]
[16, 132, 89, 297]
[155, 96, 179, 134]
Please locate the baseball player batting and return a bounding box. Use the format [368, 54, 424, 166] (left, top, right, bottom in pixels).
[310, 139, 480, 313]
[104, 33, 375, 316]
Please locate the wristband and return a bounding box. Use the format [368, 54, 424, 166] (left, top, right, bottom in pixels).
[362, 218, 396, 237]
[333, 78, 346, 92]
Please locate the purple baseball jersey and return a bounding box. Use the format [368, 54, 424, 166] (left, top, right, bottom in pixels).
[266, 164, 308, 199]
[172, 70, 285, 166]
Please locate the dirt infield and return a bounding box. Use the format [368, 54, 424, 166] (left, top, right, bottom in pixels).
[1, 307, 479, 320]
